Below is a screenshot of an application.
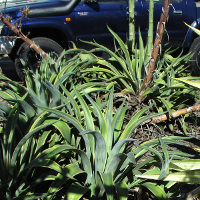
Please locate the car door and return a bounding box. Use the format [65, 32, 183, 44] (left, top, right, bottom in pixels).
[141, 0, 196, 46]
[72, 0, 129, 48]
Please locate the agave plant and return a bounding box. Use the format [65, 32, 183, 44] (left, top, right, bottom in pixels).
[74, 0, 194, 110]
[75, 29, 195, 135]
[76, 0, 154, 96]
[137, 158, 200, 184]
[0, 102, 62, 199]
[0, 53, 105, 199]
[34, 87, 157, 198]
[135, 148, 200, 199]
[0, 48, 105, 116]
[70, 1, 195, 135]
[0, 55, 196, 199]
[23, 86, 194, 200]
[0, 1, 197, 198]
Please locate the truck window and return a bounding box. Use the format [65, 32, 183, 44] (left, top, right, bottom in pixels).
[145, 0, 182, 2]
[99, 0, 129, 2]
[0, 0, 55, 2]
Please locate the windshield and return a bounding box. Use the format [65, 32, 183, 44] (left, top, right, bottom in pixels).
[0, 0, 70, 10]
[0, 0, 57, 4]
[0, 0, 63, 2]
[0, 0, 59, 7]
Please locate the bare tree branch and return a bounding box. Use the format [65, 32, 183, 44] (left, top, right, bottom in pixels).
[0, 13, 48, 59]
[151, 104, 200, 124]
[138, 0, 171, 101]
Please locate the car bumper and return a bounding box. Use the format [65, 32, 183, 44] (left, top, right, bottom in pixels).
[0, 36, 16, 55]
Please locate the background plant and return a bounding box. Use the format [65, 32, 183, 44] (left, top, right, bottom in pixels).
[1, 60, 196, 199]
[26, 87, 195, 200]
[74, 0, 196, 134]
[0, 99, 63, 199]
[0, 0, 199, 199]
[0, 52, 106, 199]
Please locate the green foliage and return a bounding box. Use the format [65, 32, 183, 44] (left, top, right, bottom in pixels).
[175, 77, 200, 90]
[1, 68, 193, 199]
[0, 103, 59, 199]
[151, 50, 195, 108]
[137, 159, 200, 184]
[0, 50, 105, 116]
[76, 32, 195, 134]
[0, 52, 106, 199]
[72, 0, 195, 124]
[29, 86, 197, 199]
[77, 29, 194, 104]
[80, 27, 149, 95]
[0, 1, 198, 199]
[35, 88, 159, 199]
[185, 23, 200, 37]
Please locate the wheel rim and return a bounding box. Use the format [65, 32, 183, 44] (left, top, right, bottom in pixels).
[15, 48, 56, 80]
[26, 48, 43, 69]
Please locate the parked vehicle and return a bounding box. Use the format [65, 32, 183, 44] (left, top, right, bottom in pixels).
[0, 0, 200, 76]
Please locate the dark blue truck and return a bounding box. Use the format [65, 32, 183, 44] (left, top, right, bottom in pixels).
[1, 0, 200, 75]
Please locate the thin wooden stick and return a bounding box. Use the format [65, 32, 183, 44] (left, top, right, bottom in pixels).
[0, 13, 48, 59]
[138, 0, 171, 101]
[144, 0, 154, 68]
[151, 104, 200, 124]
[129, 0, 135, 51]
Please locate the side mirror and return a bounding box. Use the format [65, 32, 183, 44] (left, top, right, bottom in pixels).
[82, 0, 98, 4]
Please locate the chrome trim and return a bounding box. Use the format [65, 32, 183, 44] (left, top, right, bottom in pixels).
[0, 36, 16, 54]
[173, 10, 183, 15]
[0, 22, 4, 34]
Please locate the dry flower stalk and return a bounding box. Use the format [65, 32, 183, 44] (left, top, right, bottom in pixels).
[151, 104, 200, 124]
[0, 13, 48, 59]
[138, 0, 171, 101]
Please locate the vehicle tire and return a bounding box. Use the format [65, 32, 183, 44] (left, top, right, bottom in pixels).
[189, 36, 200, 75]
[15, 37, 63, 80]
